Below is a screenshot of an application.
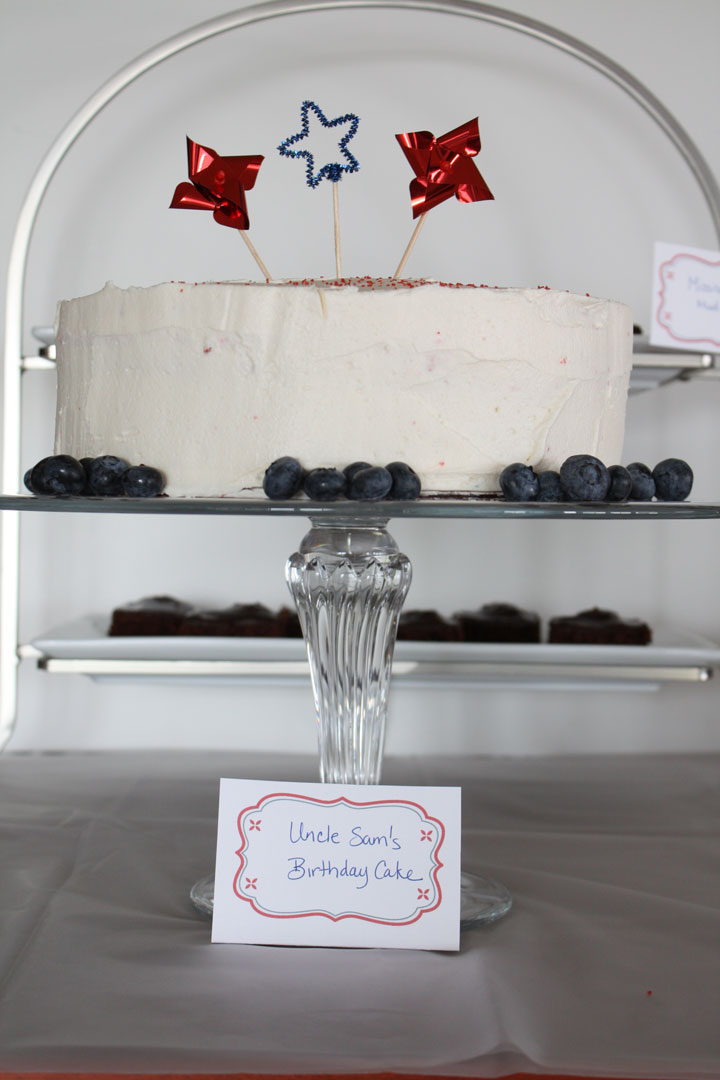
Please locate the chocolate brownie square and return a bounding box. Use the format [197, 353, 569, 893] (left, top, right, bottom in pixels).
[178, 602, 286, 637]
[108, 595, 193, 636]
[453, 602, 541, 643]
[548, 607, 651, 645]
[397, 609, 462, 642]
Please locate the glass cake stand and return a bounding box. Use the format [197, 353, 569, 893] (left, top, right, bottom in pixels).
[189, 508, 512, 930]
[6, 494, 720, 927]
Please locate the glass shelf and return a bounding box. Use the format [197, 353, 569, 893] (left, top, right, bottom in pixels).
[2, 494, 720, 520]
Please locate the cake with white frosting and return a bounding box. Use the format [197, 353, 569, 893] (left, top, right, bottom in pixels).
[53, 276, 633, 498]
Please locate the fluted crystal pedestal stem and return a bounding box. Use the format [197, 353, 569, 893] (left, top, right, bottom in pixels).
[286, 517, 411, 784]
[286, 516, 511, 928]
[190, 515, 511, 927]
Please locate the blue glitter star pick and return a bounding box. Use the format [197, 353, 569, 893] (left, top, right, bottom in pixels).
[278, 100, 360, 188]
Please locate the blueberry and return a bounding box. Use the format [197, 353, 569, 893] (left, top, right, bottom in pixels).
[559, 455, 610, 501]
[87, 454, 130, 496]
[343, 461, 373, 485]
[23, 468, 38, 494]
[303, 467, 347, 501]
[652, 458, 693, 501]
[348, 466, 393, 501]
[385, 461, 421, 500]
[263, 456, 304, 499]
[30, 454, 86, 496]
[121, 465, 165, 497]
[607, 465, 632, 502]
[536, 470, 564, 502]
[499, 463, 538, 501]
[627, 462, 655, 501]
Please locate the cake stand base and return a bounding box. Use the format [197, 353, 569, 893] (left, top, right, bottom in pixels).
[189, 873, 214, 918]
[459, 871, 512, 928]
[190, 871, 512, 929]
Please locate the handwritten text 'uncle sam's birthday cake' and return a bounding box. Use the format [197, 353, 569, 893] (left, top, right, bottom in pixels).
[234, 791, 446, 924]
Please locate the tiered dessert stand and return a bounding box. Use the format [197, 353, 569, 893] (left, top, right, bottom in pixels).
[2, 0, 720, 929]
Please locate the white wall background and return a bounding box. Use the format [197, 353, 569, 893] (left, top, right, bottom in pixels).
[1, 0, 720, 756]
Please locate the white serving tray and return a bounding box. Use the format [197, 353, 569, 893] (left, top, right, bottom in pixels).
[24, 616, 720, 691]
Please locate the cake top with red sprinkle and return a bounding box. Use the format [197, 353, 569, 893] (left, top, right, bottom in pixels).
[168, 276, 490, 290]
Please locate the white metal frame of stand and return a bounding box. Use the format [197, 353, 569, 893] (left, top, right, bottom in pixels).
[3, 0, 720, 751]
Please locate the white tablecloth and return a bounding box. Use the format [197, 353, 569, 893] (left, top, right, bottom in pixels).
[0, 749, 718, 1077]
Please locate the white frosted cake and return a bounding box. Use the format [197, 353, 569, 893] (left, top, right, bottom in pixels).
[53, 277, 633, 498]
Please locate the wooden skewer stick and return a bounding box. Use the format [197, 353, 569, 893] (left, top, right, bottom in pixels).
[239, 229, 272, 281]
[393, 212, 427, 278]
[333, 182, 342, 279]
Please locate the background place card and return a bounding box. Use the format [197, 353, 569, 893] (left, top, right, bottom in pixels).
[212, 778, 461, 950]
[650, 241, 720, 352]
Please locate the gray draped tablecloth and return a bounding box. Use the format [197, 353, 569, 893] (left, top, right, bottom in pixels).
[0, 748, 718, 1077]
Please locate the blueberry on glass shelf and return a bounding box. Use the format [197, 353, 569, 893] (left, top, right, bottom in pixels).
[385, 461, 421, 500]
[607, 465, 632, 502]
[263, 456, 305, 499]
[559, 455, 610, 501]
[303, 467, 347, 501]
[499, 463, 538, 501]
[86, 455, 130, 496]
[652, 458, 693, 501]
[29, 455, 86, 496]
[348, 466, 393, 501]
[121, 465, 165, 497]
[626, 462, 656, 501]
[343, 461, 373, 485]
[536, 470, 564, 502]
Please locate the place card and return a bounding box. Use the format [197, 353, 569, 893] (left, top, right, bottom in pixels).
[650, 240, 720, 351]
[211, 778, 461, 950]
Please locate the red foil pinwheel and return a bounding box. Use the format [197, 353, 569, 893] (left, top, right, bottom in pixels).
[395, 118, 493, 218]
[170, 137, 264, 230]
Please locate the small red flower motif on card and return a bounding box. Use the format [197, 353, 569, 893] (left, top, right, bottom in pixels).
[418, 888, 430, 900]
[245, 877, 258, 890]
[248, 819, 261, 831]
[420, 829, 433, 841]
